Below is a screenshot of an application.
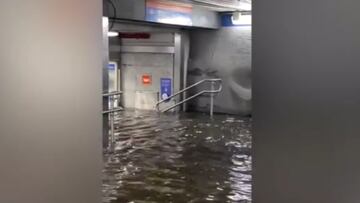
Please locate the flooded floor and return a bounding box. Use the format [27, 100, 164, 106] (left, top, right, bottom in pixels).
[103, 110, 252, 203]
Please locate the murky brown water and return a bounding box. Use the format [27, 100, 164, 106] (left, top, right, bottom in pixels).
[102, 110, 251, 203]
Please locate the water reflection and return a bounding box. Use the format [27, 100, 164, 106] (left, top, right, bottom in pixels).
[103, 110, 252, 203]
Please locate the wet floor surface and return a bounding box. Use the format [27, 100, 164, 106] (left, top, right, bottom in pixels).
[103, 110, 252, 203]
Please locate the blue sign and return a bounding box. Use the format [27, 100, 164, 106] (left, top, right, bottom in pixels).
[160, 78, 172, 102]
[108, 63, 116, 70]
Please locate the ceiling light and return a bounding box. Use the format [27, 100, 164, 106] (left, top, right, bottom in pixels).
[232, 12, 252, 25]
[108, 31, 119, 37]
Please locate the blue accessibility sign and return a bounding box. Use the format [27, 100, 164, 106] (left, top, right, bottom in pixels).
[160, 78, 172, 102]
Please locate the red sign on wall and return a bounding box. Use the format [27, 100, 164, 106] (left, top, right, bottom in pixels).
[142, 75, 152, 85]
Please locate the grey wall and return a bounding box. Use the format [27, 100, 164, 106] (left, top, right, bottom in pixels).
[253, 1, 360, 203]
[104, 0, 146, 21]
[188, 26, 252, 115]
[191, 5, 220, 29]
[0, 1, 102, 203]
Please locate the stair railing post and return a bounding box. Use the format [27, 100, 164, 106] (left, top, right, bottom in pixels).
[109, 96, 115, 151]
[210, 81, 215, 117]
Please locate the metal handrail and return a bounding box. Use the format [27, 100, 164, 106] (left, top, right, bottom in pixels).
[102, 91, 123, 98]
[156, 78, 222, 115]
[102, 91, 123, 151]
[102, 91, 123, 114]
[102, 107, 123, 114]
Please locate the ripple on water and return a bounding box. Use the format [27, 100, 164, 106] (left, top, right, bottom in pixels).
[103, 111, 252, 203]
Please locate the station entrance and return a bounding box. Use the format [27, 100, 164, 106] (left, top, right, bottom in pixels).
[101, 0, 252, 202]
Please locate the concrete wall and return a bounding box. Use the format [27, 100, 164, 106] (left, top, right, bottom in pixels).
[104, 0, 146, 21]
[191, 5, 220, 29]
[0, 1, 102, 203]
[253, 0, 360, 202]
[188, 26, 252, 115]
